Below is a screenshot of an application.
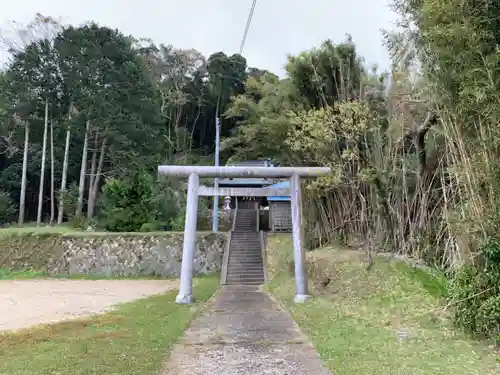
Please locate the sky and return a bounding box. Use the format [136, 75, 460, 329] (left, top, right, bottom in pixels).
[0, 0, 398, 75]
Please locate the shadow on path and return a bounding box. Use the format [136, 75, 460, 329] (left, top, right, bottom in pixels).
[164, 285, 333, 374]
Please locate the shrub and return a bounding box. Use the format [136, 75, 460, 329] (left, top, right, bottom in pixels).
[448, 238, 500, 345]
[476, 295, 500, 344]
[168, 210, 185, 231]
[154, 178, 211, 231]
[0, 190, 16, 224]
[60, 183, 79, 221]
[99, 171, 158, 232]
[139, 222, 160, 232]
[155, 180, 185, 228]
[68, 215, 90, 230]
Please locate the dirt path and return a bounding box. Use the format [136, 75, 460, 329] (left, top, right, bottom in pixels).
[0, 279, 178, 332]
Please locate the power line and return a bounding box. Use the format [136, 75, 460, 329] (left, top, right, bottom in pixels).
[239, 0, 257, 55]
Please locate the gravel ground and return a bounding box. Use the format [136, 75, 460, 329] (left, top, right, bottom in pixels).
[0, 279, 177, 332]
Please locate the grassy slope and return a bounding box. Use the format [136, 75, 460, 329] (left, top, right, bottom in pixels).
[0, 275, 219, 375]
[266, 235, 500, 375]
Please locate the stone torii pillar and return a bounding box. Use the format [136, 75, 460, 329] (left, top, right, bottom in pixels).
[157, 165, 331, 304]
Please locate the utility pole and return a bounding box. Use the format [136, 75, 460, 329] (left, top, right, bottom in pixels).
[212, 116, 220, 233]
[211, 0, 257, 233]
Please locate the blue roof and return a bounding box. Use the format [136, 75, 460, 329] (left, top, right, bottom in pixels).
[267, 180, 291, 201]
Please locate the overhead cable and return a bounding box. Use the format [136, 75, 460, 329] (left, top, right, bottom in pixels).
[239, 0, 257, 54]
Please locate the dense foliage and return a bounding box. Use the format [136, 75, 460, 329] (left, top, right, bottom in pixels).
[0, 15, 251, 227]
[1, 4, 500, 342]
[449, 239, 500, 345]
[99, 171, 158, 232]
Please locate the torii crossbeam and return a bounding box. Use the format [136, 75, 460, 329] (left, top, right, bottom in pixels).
[157, 165, 331, 304]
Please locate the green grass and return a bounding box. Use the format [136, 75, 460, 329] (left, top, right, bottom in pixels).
[0, 268, 178, 280]
[0, 269, 49, 279]
[57, 231, 214, 237]
[0, 225, 216, 237]
[266, 235, 500, 375]
[0, 275, 219, 375]
[0, 224, 80, 236]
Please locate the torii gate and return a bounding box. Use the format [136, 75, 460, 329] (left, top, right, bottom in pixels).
[157, 165, 331, 304]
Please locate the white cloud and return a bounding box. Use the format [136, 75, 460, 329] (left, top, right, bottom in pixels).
[0, 0, 397, 74]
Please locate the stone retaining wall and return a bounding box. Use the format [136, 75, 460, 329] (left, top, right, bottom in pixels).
[0, 232, 227, 278]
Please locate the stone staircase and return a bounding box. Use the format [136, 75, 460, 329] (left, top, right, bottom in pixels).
[226, 205, 265, 285]
[233, 206, 257, 232]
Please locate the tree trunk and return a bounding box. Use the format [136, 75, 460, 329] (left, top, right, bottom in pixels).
[18, 122, 29, 225]
[49, 119, 55, 224]
[87, 136, 107, 219]
[76, 120, 90, 217]
[57, 128, 71, 224]
[87, 130, 98, 216]
[36, 99, 49, 226]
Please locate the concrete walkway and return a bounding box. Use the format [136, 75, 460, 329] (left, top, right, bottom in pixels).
[164, 285, 333, 375]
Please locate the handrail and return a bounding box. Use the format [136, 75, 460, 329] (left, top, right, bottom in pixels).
[220, 230, 232, 285]
[232, 201, 238, 232]
[259, 230, 268, 282]
[221, 203, 238, 286]
[255, 201, 260, 232]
